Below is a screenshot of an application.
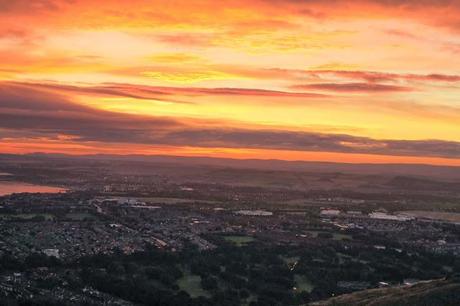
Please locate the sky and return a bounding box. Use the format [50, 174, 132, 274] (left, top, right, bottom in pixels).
[1, 0, 460, 165]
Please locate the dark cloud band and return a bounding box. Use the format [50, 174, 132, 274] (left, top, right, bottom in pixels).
[0, 82, 459, 159]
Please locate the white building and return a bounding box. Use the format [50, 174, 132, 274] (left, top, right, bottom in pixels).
[369, 212, 413, 221]
[235, 210, 273, 216]
[320, 209, 341, 217]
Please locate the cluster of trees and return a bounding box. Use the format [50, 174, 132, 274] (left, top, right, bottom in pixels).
[1, 234, 460, 305]
[72, 242, 311, 306]
[0, 253, 61, 271]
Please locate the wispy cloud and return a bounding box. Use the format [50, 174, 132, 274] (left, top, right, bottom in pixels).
[11, 81, 327, 99]
[291, 82, 412, 93]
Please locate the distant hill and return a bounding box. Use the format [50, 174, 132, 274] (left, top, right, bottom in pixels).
[386, 176, 460, 191]
[1, 153, 460, 180]
[310, 277, 460, 306]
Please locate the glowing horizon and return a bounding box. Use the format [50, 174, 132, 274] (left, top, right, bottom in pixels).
[1, 0, 460, 166]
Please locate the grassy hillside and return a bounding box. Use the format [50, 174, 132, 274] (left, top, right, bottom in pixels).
[310, 277, 460, 306]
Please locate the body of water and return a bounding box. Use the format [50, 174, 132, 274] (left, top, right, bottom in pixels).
[0, 181, 66, 196]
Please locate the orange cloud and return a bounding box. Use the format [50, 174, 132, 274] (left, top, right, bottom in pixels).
[1, 1, 460, 165]
[291, 83, 412, 93]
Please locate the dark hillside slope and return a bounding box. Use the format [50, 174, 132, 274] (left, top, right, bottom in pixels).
[310, 277, 460, 306]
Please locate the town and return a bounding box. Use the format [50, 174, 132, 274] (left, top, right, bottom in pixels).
[0, 154, 459, 305]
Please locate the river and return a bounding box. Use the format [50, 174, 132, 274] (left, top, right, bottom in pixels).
[0, 181, 67, 196]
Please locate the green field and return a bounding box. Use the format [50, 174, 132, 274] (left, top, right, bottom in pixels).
[115, 196, 221, 205]
[65, 212, 97, 221]
[0, 213, 55, 221]
[223, 235, 255, 246]
[177, 272, 210, 298]
[306, 230, 352, 241]
[332, 233, 353, 241]
[294, 275, 314, 293]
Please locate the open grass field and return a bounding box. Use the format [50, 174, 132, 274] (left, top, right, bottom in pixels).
[305, 230, 352, 241]
[223, 235, 255, 246]
[177, 272, 210, 298]
[294, 275, 314, 293]
[65, 212, 97, 221]
[0, 213, 55, 221]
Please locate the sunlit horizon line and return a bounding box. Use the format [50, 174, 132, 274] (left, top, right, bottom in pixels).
[2, 148, 460, 168]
